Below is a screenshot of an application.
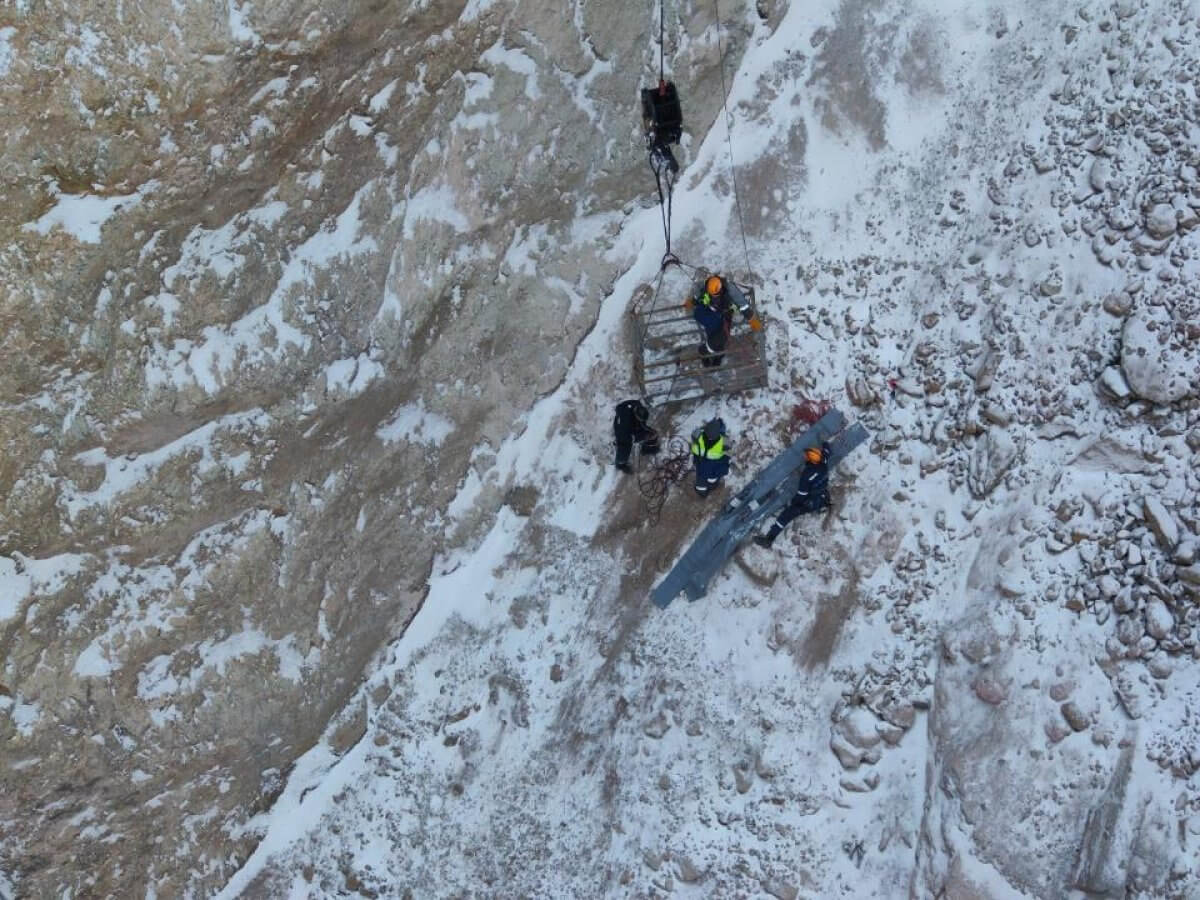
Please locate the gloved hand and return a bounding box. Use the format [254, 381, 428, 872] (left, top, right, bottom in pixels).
[749, 315, 762, 331]
[683, 297, 695, 311]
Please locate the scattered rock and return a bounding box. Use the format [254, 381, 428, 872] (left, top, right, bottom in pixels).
[1142, 497, 1179, 550]
[1144, 599, 1174, 641]
[675, 855, 704, 883]
[878, 724, 905, 746]
[761, 878, 798, 900]
[967, 430, 1019, 499]
[643, 712, 671, 740]
[981, 404, 1011, 426]
[1120, 305, 1199, 404]
[1049, 681, 1074, 702]
[972, 676, 1007, 705]
[1147, 653, 1172, 680]
[1144, 204, 1177, 239]
[734, 764, 753, 794]
[881, 701, 916, 730]
[1046, 721, 1071, 743]
[1098, 366, 1132, 404]
[1177, 565, 1200, 585]
[1102, 293, 1133, 317]
[830, 735, 864, 770]
[1061, 702, 1089, 732]
[840, 776, 871, 793]
[970, 349, 1000, 393]
[846, 376, 881, 407]
[835, 707, 882, 749]
[1112, 675, 1143, 719]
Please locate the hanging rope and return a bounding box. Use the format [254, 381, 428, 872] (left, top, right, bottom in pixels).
[713, 0, 754, 279]
[650, 155, 677, 263]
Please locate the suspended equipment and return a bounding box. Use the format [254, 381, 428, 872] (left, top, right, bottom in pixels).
[631, 263, 767, 407]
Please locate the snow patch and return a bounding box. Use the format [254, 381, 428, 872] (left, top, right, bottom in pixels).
[376, 402, 454, 447]
[23, 181, 157, 245]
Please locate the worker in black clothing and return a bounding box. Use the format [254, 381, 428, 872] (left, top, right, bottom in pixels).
[754, 442, 831, 547]
[613, 399, 660, 474]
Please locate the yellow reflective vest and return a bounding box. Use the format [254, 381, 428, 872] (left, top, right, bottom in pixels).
[691, 433, 725, 460]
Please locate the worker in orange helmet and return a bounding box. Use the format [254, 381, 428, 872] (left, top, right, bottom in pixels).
[684, 274, 761, 368]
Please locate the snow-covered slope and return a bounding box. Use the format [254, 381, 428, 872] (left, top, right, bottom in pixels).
[2, 0, 1198, 897]
[214, 0, 1200, 898]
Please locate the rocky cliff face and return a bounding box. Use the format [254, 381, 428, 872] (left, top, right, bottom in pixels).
[0, 0, 755, 894]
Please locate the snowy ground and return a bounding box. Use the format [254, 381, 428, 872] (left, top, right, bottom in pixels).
[2, 0, 1197, 896]
[210, 0, 1200, 897]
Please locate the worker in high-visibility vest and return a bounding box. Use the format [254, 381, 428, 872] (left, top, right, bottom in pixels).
[690, 417, 730, 498]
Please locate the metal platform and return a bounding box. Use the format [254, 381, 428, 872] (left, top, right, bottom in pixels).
[632, 267, 768, 407]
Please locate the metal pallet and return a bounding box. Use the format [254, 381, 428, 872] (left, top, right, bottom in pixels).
[633, 269, 768, 407]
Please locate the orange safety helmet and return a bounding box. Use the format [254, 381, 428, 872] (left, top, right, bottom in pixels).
[705, 275, 723, 296]
[805, 446, 823, 464]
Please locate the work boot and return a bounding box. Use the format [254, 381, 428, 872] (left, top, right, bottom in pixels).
[754, 524, 782, 548]
[616, 462, 632, 475]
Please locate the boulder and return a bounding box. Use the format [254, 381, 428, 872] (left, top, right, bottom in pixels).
[967, 431, 1019, 499]
[1141, 497, 1178, 550]
[1144, 599, 1174, 641]
[1120, 305, 1199, 404]
[1144, 204, 1177, 239]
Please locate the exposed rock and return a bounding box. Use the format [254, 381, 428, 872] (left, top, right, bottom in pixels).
[1061, 702, 1089, 733]
[1145, 599, 1174, 641]
[967, 430, 1019, 499]
[1102, 293, 1133, 317]
[835, 707, 882, 749]
[881, 701, 916, 730]
[846, 376, 881, 407]
[734, 764, 754, 794]
[971, 676, 1007, 705]
[1071, 746, 1133, 893]
[328, 698, 369, 756]
[1098, 366, 1132, 404]
[1177, 565, 1200, 585]
[1144, 204, 1177, 239]
[830, 735, 864, 770]
[643, 712, 671, 740]
[675, 855, 704, 883]
[761, 878, 799, 900]
[1120, 305, 1200, 404]
[1142, 497, 1179, 550]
